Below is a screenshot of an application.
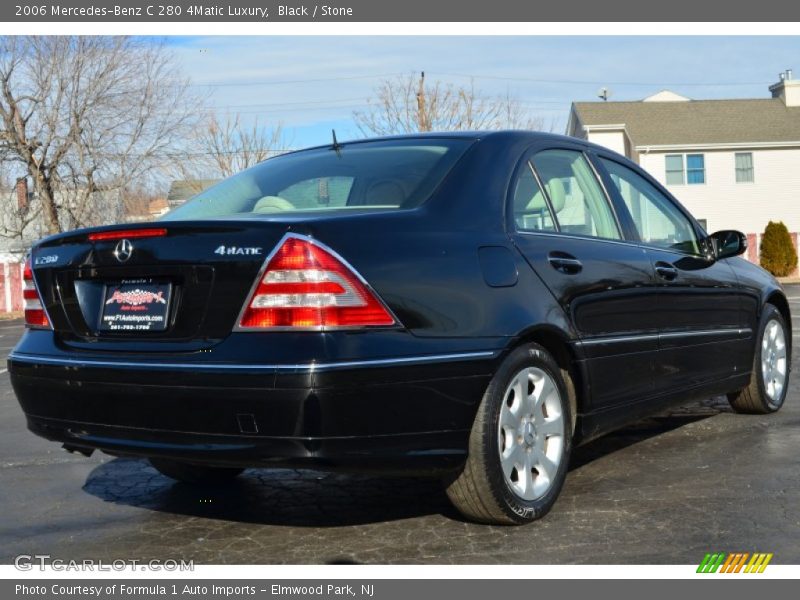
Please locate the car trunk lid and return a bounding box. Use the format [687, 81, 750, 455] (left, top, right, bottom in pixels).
[31, 221, 289, 350]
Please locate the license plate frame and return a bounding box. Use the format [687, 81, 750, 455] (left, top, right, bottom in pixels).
[99, 279, 172, 333]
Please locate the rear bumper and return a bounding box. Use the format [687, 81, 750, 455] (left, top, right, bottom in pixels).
[9, 349, 497, 473]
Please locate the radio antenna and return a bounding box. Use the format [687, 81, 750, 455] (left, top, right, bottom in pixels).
[331, 129, 342, 156]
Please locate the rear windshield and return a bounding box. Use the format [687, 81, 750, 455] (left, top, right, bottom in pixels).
[162, 138, 472, 221]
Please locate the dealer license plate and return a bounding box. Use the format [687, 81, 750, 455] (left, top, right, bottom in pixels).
[99, 280, 172, 332]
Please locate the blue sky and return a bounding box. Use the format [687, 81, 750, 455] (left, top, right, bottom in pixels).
[162, 36, 800, 149]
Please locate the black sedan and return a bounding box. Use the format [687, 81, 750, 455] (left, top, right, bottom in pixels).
[9, 131, 791, 525]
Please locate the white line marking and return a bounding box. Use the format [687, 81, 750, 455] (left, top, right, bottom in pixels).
[0, 369, 7, 374]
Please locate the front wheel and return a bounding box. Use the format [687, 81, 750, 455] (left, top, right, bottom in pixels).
[728, 304, 790, 414]
[445, 343, 572, 524]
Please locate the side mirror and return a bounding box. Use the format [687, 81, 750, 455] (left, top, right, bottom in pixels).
[709, 230, 747, 260]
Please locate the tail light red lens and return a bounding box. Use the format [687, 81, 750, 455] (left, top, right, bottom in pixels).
[238, 235, 397, 330]
[23, 259, 51, 329]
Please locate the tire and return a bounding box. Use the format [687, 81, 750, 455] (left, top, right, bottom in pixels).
[445, 343, 572, 525]
[149, 458, 244, 485]
[728, 304, 790, 414]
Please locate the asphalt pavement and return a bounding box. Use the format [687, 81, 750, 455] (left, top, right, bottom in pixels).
[1, 287, 799, 564]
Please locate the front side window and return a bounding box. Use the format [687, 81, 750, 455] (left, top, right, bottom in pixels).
[528, 149, 621, 240]
[601, 158, 700, 255]
[735, 152, 754, 183]
[162, 138, 472, 221]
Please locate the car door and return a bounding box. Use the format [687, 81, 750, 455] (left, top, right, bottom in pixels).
[596, 155, 749, 392]
[509, 144, 660, 411]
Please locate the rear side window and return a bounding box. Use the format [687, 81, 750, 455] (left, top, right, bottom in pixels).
[163, 138, 472, 220]
[528, 149, 621, 240]
[512, 163, 557, 233]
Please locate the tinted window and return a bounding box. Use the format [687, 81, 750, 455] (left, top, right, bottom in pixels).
[279, 176, 355, 209]
[512, 162, 557, 233]
[530, 149, 621, 240]
[163, 139, 472, 221]
[601, 158, 700, 255]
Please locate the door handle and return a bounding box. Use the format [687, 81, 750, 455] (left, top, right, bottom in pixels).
[655, 261, 678, 281]
[548, 252, 583, 274]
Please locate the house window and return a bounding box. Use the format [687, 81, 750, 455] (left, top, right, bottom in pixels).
[686, 154, 705, 184]
[665, 155, 685, 185]
[665, 153, 706, 185]
[735, 152, 754, 183]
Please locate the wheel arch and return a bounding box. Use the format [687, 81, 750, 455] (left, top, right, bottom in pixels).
[506, 325, 585, 435]
[765, 290, 793, 361]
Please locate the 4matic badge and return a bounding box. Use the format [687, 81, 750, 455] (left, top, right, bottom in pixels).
[213, 246, 262, 256]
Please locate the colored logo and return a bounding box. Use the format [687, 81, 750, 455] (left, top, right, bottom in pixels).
[105, 289, 167, 306]
[697, 552, 773, 573]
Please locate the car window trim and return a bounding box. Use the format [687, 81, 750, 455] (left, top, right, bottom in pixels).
[593, 153, 708, 239]
[592, 153, 709, 259]
[525, 160, 562, 232]
[514, 228, 651, 250]
[526, 147, 626, 242]
[585, 151, 642, 242]
[505, 148, 558, 235]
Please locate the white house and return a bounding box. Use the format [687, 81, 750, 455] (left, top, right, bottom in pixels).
[567, 70, 800, 270]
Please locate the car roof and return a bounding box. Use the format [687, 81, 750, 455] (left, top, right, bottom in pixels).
[274, 130, 598, 158]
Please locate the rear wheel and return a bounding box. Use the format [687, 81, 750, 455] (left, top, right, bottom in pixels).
[728, 304, 790, 414]
[149, 458, 244, 485]
[445, 343, 572, 524]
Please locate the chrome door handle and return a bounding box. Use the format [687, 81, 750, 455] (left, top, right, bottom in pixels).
[655, 262, 678, 281]
[548, 253, 583, 274]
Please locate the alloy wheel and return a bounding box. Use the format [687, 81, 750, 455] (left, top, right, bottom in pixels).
[761, 318, 788, 404]
[497, 367, 565, 501]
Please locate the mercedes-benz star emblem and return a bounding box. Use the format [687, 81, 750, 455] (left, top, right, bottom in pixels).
[113, 239, 134, 263]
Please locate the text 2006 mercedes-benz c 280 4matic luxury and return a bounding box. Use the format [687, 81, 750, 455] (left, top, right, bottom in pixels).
[9, 131, 792, 524]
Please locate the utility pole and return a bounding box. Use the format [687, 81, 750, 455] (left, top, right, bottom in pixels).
[416, 71, 429, 131]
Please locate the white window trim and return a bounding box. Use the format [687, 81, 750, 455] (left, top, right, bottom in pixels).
[734, 152, 755, 184]
[665, 153, 706, 186]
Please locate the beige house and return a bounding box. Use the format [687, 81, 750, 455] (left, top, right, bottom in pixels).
[567, 70, 800, 267]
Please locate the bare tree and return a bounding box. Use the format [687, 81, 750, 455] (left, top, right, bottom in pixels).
[180, 112, 288, 180]
[354, 72, 547, 136]
[0, 36, 201, 235]
[0, 170, 42, 244]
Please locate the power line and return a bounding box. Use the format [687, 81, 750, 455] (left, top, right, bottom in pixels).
[190, 70, 772, 90]
[429, 71, 771, 88]
[190, 72, 406, 88]
[215, 97, 366, 110]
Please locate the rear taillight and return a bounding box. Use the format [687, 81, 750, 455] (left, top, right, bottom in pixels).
[23, 259, 50, 329]
[237, 234, 397, 330]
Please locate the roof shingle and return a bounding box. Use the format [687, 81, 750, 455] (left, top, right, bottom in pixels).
[572, 98, 800, 146]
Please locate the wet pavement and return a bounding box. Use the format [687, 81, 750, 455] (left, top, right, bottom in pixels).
[2, 287, 799, 564]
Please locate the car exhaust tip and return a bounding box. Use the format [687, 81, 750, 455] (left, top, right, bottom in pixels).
[62, 444, 94, 458]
